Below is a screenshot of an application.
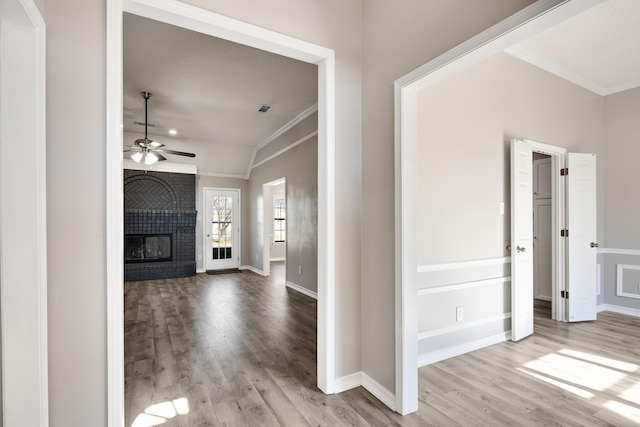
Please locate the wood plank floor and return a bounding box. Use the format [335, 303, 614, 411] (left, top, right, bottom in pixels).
[126, 266, 640, 426]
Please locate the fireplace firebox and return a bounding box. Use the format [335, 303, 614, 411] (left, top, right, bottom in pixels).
[125, 234, 172, 263]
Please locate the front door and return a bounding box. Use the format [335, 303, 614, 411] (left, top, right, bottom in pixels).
[204, 188, 240, 270]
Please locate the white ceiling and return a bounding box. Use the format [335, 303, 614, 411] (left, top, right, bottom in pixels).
[123, 13, 317, 173]
[506, 0, 640, 96]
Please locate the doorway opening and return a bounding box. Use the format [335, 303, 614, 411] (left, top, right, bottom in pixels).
[107, 1, 336, 423]
[262, 178, 286, 278]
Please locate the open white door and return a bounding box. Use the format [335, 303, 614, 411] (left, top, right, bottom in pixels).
[510, 139, 534, 341]
[565, 153, 597, 322]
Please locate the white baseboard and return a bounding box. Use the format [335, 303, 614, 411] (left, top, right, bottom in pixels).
[334, 371, 396, 412]
[196, 268, 205, 274]
[600, 304, 640, 318]
[270, 257, 285, 262]
[334, 372, 362, 393]
[239, 265, 265, 276]
[418, 331, 511, 367]
[286, 281, 318, 300]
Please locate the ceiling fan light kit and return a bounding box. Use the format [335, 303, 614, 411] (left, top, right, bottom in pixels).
[127, 91, 196, 166]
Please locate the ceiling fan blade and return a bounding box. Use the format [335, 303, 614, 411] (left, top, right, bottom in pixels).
[158, 149, 196, 158]
[156, 153, 167, 161]
[149, 141, 164, 149]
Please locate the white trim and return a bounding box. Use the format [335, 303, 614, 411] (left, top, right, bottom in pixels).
[417, 256, 511, 273]
[333, 371, 396, 412]
[245, 103, 318, 179]
[239, 265, 265, 276]
[418, 277, 511, 296]
[362, 373, 396, 412]
[123, 159, 197, 174]
[418, 312, 512, 340]
[616, 264, 640, 300]
[109, 3, 337, 424]
[286, 281, 318, 300]
[197, 170, 246, 180]
[418, 332, 511, 367]
[395, 0, 604, 414]
[600, 304, 640, 318]
[505, 45, 609, 96]
[334, 372, 362, 393]
[600, 248, 640, 256]
[270, 257, 286, 262]
[599, 306, 640, 319]
[1, 1, 49, 424]
[196, 268, 206, 274]
[251, 131, 318, 170]
[505, 45, 640, 97]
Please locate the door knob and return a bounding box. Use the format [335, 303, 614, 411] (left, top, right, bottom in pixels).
[207, 234, 211, 237]
[590, 242, 599, 248]
[517, 246, 526, 253]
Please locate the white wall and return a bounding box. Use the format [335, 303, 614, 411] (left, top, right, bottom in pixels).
[415, 52, 605, 362]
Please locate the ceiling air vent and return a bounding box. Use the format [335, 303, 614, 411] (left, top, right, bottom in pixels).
[133, 121, 156, 127]
[257, 104, 272, 113]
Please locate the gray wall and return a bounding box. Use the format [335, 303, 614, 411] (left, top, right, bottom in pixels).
[414, 52, 605, 362]
[249, 139, 318, 293]
[602, 87, 640, 311]
[45, 1, 362, 424]
[361, 0, 535, 392]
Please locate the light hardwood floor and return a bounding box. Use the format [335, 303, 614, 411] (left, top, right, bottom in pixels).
[126, 266, 640, 426]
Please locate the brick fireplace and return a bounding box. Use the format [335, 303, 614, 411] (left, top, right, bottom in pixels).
[124, 169, 196, 281]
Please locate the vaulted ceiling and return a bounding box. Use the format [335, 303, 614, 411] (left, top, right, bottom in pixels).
[122, 0, 640, 176]
[506, 0, 640, 96]
[122, 13, 317, 176]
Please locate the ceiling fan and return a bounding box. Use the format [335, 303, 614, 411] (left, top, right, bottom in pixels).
[125, 91, 196, 165]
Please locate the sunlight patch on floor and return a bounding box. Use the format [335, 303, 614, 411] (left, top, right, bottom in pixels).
[517, 367, 595, 399]
[603, 401, 640, 424]
[523, 353, 626, 391]
[132, 398, 190, 427]
[558, 349, 638, 372]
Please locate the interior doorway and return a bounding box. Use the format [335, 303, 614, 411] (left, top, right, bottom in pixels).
[262, 178, 286, 277]
[533, 153, 553, 310]
[107, 1, 337, 423]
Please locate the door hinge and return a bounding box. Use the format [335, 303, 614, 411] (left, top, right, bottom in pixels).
[561, 290, 569, 299]
[561, 229, 569, 237]
[560, 168, 569, 176]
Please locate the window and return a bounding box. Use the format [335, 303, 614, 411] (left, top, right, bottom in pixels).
[273, 195, 286, 243]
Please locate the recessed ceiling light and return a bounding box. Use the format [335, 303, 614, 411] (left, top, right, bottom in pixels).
[168, 129, 177, 136]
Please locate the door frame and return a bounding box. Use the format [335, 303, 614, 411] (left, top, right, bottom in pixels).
[203, 187, 241, 271]
[522, 139, 567, 322]
[394, 0, 604, 415]
[262, 177, 286, 276]
[106, 0, 336, 424]
[0, 0, 49, 424]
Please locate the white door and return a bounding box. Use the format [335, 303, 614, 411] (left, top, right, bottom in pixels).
[510, 139, 534, 341]
[566, 153, 597, 321]
[204, 188, 240, 270]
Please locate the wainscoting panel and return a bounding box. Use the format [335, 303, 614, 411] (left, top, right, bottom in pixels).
[417, 257, 512, 366]
[601, 249, 640, 312]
